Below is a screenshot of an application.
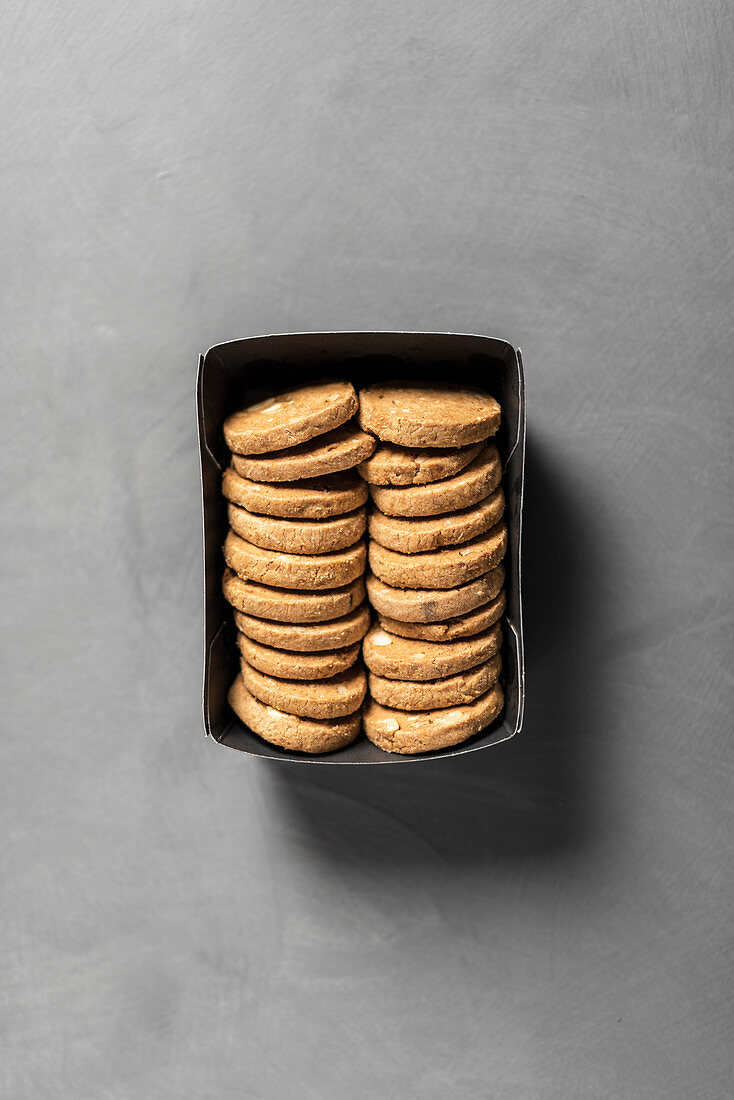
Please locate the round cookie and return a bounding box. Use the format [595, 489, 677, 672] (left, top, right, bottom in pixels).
[358, 440, 482, 486]
[241, 660, 367, 719]
[228, 676, 360, 753]
[368, 521, 507, 590]
[366, 565, 505, 623]
[231, 422, 376, 481]
[233, 602, 370, 651]
[224, 381, 357, 455]
[362, 622, 502, 681]
[224, 531, 366, 591]
[380, 590, 506, 641]
[369, 488, 505, 553]
[368, 445, 500, 517]
[358, 383, 501, 448]
[363, 683, 504, 755]
[368, 653, 502, 711]
[223, 568, 365, 623]
[223, 466, 368, 519]
[237, 633, 360, 680]
[228, 502, 366, 555]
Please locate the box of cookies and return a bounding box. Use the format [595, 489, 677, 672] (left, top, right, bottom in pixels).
[197, 331, 525, 763]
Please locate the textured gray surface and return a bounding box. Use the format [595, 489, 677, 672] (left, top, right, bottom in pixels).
[2, 1, 733, 1096]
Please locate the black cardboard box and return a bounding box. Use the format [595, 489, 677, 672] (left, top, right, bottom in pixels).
[197, 331, 525, 764]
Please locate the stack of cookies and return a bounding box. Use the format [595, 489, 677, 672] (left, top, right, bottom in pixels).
[221, 381, 375, 754]
[358, 383, 508, 755]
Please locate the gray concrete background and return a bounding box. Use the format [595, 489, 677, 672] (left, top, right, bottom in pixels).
[2, 1, 733, 1097]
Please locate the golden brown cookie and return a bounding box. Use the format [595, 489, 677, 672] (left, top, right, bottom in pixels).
[224, 381, 358, 455]
[233, 602, 370, 651]
[228, 676, 361, 753]
[237, 632, 360, 680]
[366, 565, 505, 623]
[368, 445, 500, 517]
[241, 659, 367, 718]
[369, 488, 505, 553]
[224, 530, 366, 591]
[379, 590, 505, 641]
[358, 383, 500, 448]
[223, 568, 366, 623]
[368, 521, 507, 590]
[228, 502, 366, 555]
[231, 422, 376, 481]
[363, 683, 504, 754]
[222, 466, 368, 519]
[362, 622, 502, 681]
[368, 653, 502, 711]
[358, 440, 482, 486]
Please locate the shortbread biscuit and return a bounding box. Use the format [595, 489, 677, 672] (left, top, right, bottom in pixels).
[380, 590, 505, 641]
[233, 602, 370, 651]
[223, 568, 365, 622]
[362, 622, 502, 681]
[369, 488, 504, 553]
[223, 466, 367, 519]
[368, 521, 507, 590]
[365, 565, 504, 623]
[241, 660, 367, 718]
[368, 653, 502, 710]
[224, 531, 366, 590]
[231, 422, 375, 481]
[368, 445, 500, 517]
[237, 632, 360, 680]
[358, 383, 500, 448]
[224, 381, 357, 455]
[228, 502, 365, 555]
[363, 683, 504, 754]
[358, 440, 482, 486]
[228, 676, 360, 753]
